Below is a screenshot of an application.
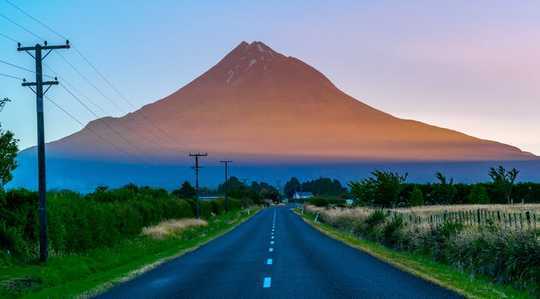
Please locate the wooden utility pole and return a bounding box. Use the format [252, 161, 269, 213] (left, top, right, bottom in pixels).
[18, 40, 70, 262]
[219, 160, 232, 211]
[189, 152, 208, 218]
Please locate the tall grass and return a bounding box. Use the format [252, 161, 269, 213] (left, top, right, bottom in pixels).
[305, 204, 540, 296]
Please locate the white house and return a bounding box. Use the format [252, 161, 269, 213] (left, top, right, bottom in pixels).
[292, 192, 313, 200]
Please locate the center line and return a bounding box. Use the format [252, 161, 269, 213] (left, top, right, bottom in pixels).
[266, 258, 273, 265]
[271, 236, 274, 239]
[270, 240, 274, 245]
[263, 277, 272, 288]
[269, 247, 274, 252]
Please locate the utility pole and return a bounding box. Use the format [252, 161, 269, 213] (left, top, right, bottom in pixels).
[18, 40, 70, 263]
[189, 152, 208, 218]
[219, 160, 232, 211]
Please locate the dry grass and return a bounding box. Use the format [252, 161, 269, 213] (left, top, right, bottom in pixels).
[392, 203, 540, 215]
[306, 204, 540, 231]
[142, 219, 208, 239]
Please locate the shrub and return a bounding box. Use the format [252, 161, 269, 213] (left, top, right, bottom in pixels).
[350, 171, 407, 208]
[382, 215, 405, 248]
[467, 185, 490, 204]
[409, 187, 424, 206]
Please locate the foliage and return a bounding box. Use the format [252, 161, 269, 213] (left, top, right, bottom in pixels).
[0, 124, 18, 187]
[284, 177, 301, 198]
[284, 177, 348, 199]
[430, 172, 456, 205]
[172, 181, 197, 199]
[216, 176, 272, 204]
[467, 184, 490, 204]
[0, 185, 245, 263]
[409, 186, 424, 206]
[306, 205, 539, 296]
[349, 170, 408, 208]
[488, 166, 519, 204]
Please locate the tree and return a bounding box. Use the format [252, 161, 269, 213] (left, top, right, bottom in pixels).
[284, 177, 301, 199]
[467, 184, 490, 204]
[431, 172, 456, 204]
[488, 166, 519, 204]
[301, 177, 347, 198]
[172, 181, 197, 199]
[409, 186, 424, 206]
[0, 98, 18, 187]
[349, 170, 408, 208]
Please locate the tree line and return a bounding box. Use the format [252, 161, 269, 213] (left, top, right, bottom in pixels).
[349, 166, 537, 208]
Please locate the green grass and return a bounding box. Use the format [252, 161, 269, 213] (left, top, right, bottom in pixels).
[296, 209, 533, 299]
[0, 208, 260, 298]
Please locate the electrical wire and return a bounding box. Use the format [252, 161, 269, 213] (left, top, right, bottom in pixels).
[0, 32, 18, 43]
[2, 1, 175, 145]
[0, 13, 44, 41]
[44, 94, 135, 158]
[0, 72, 23, 80]
[0, 58, 55, 79]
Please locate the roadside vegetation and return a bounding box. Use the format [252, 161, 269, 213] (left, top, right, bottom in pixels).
[0, 184, 259, 298]
[299, 167, 540, 298]
[300, 210, 532, 299]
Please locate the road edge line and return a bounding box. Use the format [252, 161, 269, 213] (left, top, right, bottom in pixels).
[292, 210, 472, 298]
[80, 208, 263, 298]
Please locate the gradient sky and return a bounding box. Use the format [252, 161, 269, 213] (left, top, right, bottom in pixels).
[1, 1, 539, 155]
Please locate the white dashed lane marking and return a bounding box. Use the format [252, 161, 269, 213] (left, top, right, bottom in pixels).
[266, 258, 273, 265]
[263, 277, 272, 288]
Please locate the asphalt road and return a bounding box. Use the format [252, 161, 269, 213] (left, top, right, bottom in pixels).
[96, 207, 461, 299]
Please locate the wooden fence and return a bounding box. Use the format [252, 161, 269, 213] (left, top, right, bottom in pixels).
[390, 209, 539, 231]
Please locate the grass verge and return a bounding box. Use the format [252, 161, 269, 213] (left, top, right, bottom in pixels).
[0, 208, 260, 299]
[296, 209, 532, 299]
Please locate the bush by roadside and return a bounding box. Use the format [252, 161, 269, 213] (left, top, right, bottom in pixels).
[0, 185, 243, 264]
[306, 205, 540, 297]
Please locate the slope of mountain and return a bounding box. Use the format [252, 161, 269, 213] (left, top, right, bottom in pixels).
[27, 41, 536, 163]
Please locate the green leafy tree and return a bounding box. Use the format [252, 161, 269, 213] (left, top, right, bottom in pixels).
[284, 177, 301, 198]
[301, 177, 347, 197]
[467, 184, 490, 204]
[349, 170, 407, 208]
[488, 166, 519, 204]
[0, 98, 18, 187]
[172, 181, 197, 199]
[431, 172, 456, 204]
[409, 186, 424, 206]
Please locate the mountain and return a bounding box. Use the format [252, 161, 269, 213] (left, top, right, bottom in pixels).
[24, 41, 537, 163]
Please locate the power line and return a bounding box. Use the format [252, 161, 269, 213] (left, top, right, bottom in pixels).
[44, 94, 137, 159]
[44, 61, 108, 115]
[2, 1, 175, 146]
[0, 13, 44, 41]
[0, 72, 23, 80]
[4, 0, 67, 40]
[55, 52, 124, 112]
[59, 83, 154, 163]
[0, 32, 18, 43]
[0, 58, 55, 78]
[6, 1, 175, 156]
[55, 57, 169, 148]
[73, 48, 174, 144]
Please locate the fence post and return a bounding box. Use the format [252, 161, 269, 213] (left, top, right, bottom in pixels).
[526, 211, 531, 230]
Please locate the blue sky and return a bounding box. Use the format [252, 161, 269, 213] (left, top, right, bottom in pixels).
[1, 0, 539, 154]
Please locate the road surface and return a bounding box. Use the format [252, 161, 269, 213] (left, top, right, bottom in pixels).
[96, 207, 460, 298]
